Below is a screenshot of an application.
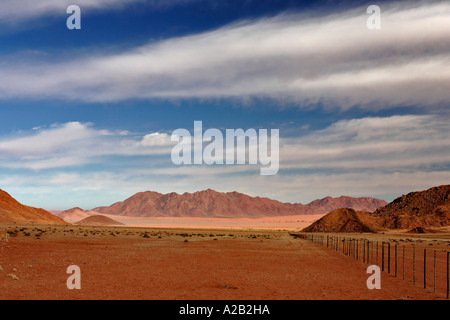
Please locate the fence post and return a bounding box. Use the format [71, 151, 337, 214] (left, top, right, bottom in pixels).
[413, 246, 416, 285]
[356, 240, 358, 260]
[403, 246, 405, 280]
[376, 242, 378, 266]
[371, 241, 373, 265]
[354, 239, 356, 259]
[388, 243, 391, 274]
[349, 238, 352, 258]
[447, 252, 449, 299]
[424, 249, 427, 289]
[382, 242, 384, 271]
[366, 241, 369, 264]
[434, 250, 436, 294]
[395, 244, 398, 277]
[363, 240, 366, 263]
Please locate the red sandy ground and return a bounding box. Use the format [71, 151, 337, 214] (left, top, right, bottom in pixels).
[0, 225, 441, 300]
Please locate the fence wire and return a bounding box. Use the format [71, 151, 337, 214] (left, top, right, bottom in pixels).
[297, 233, 450, 299]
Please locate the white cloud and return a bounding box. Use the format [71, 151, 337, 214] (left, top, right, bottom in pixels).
[0, 122, 175, 170]
[0, 0, 200, 23]
[0, 114, 448, 173]
[141, 132, 172, 146]
[280, 114, 450, 170]
[0, 122, 96, 157]
[0, 2, 449, 108]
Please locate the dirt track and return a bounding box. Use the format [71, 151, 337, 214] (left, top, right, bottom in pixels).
[0, 225, 442, 300]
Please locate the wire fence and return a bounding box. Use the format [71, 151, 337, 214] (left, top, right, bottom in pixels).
[297, 233, 450, 299]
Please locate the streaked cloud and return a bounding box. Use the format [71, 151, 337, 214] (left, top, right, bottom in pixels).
[0, 1, 448, 109]
[280, 114, 450, 170]
[0, 0, 200, 24]
[1, 114, 448, 171]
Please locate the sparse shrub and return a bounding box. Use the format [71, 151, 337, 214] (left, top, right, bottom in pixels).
[7, 230, 18, 237]
[223, 283, 237, 290]
[7, 274, 19, 280]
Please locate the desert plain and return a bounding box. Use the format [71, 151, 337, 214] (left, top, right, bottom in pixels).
[1, 217, 449, 300]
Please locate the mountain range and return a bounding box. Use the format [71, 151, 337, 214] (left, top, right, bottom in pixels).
[88, 189, 387, 218]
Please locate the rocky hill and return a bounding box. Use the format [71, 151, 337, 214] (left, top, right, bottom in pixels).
[370, 185, 450, 229]
[301, 208, 376, 233]
[0, 189, 66, 225]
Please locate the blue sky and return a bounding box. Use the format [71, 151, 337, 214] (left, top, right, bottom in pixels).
[0, 0, 449, 210]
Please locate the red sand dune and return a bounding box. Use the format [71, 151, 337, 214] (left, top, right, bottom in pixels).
[75, 215, 124, 226]
[57, 207, 101, 223]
